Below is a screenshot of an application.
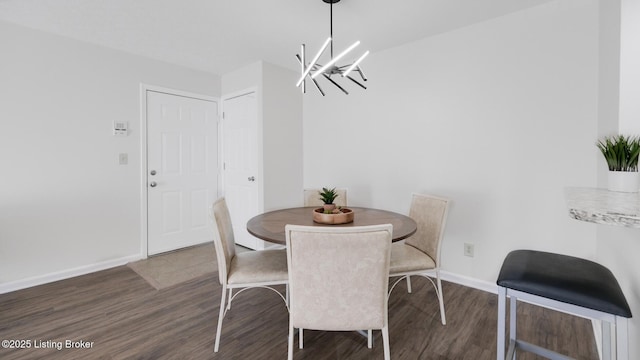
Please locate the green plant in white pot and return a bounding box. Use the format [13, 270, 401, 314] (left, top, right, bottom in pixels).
[596, 135, 640, 192]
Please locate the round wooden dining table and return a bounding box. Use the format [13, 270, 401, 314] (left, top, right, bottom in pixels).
[246, 206, 417, 245]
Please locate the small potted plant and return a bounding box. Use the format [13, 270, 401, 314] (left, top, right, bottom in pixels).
[319, 187, 339, 211]
[596, 134, 640, 192]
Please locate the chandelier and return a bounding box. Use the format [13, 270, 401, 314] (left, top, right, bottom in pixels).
[296, 0, 369, 95]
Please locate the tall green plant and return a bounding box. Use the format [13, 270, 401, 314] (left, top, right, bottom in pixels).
[596, 135, 640, 171]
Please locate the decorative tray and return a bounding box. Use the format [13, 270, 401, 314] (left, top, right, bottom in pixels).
[313, 207, 354, 225]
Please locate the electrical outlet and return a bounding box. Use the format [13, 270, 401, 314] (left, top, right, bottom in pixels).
[118, 153, 128, 165]
[464, 243, 474, 257]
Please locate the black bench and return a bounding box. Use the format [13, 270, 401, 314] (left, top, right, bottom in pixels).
[496, 250, 631, 360]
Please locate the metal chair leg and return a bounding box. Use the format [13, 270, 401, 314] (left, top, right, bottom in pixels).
[436, 274, 446, 325]
[288, 321, 294, 360]
[382, 327, 390, 360]
[214, 285, 228, 352]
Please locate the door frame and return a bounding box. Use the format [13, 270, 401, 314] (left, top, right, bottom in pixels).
[139, 84, 220, 258]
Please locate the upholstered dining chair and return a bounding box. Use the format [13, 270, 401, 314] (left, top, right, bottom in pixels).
[210, 197, 289, 352]
[303, 188, 348, 207]
[388, 193, 450, 325]
[285, 224, 393, 360]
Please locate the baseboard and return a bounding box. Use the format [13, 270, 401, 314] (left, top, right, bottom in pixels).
[440, 270, 499, 294]
[0, 254, 143, 294]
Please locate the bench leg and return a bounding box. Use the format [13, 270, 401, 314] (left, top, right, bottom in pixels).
[498, 287, 506, 360]
[510, 294, 517, 345]
[602, 321, 611, 360]
[509, 294, 517, 360]
[616, 316, 628, 360]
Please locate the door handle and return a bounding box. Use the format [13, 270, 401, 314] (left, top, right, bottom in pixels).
[149, 181, 157, 187]
[248, 176, 255, 182]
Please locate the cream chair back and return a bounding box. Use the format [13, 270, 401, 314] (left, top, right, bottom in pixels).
[211, 197, 237, 285]
[303, 188, 348, 207]
[285, 224, 392, 331]
[404, 193, 450, 266]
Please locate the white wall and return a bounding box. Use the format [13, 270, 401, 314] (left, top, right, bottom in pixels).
[221, 61, 262, 95]
[595, 0, 640, 356]
[303, 0, 599, 283]
[0, 20, 220, 290]
[262, 62, 303, 210]
[618, 0, 640, 134]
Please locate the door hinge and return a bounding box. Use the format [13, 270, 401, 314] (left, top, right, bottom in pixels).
[222, 112, 225, 119]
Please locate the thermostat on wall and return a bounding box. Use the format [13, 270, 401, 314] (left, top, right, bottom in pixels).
[113, 121, 128, 136]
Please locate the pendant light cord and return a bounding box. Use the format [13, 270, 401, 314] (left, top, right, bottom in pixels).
[330, 1, 334, 58]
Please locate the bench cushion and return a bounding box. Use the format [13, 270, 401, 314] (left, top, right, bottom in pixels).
[497, 250, 632, 318]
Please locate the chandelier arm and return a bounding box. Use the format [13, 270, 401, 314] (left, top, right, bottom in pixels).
[322, 74, 349, 95]
[356, 66, 368, 81]
[296, 54, 325, 96]
[346, 75, 367, 90]
[296, 54, 322, 77]
[311, 77, 326, 96]
[296, 37, 332, 87]
[295, 54, 306, 93]
[301, 45, 306, 93]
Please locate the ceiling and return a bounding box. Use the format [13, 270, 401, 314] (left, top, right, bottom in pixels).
[0, 0, 553, 75]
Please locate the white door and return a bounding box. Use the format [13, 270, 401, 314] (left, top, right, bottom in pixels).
[222, 92, 260, 249]
[147, 91, 219, 255]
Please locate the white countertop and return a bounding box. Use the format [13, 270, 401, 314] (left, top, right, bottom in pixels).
[565, 187, 640, 228]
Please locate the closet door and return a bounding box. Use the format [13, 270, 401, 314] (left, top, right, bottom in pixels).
[222, 91, 261, 249]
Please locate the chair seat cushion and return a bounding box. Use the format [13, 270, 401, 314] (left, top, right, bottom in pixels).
[389, 242, 436, 275]
[497, 250, 632, 318]
[228, 249, 288, 285]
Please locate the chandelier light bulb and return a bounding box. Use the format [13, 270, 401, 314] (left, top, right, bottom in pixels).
[311, 40, 360, 79]
[296, 37, 332, 87]
[342, 50, 369, 78]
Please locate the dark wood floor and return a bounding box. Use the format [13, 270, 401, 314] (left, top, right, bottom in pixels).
[0, 266, 598, 359]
